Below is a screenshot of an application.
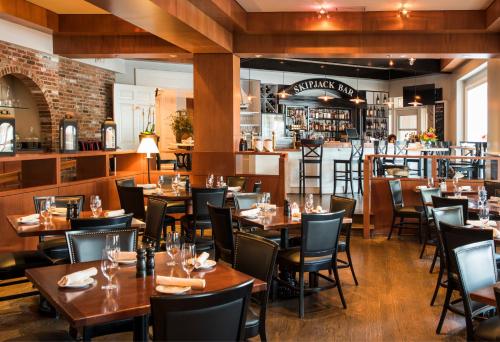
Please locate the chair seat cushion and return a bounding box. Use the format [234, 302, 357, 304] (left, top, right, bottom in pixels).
[166, 201, 186, 214]
[395, 206, 424, 218]
[278, 248, 332, 266]
[38, 238, 69, 260]
[0, 251, 51, 279]
[475, 316, 500, 341]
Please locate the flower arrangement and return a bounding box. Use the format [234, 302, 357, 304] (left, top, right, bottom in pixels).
[170, 110, 193, 142]
[420, 127, 437, 143]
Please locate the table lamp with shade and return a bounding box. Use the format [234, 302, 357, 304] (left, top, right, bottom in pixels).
[137, 136, 159, 184]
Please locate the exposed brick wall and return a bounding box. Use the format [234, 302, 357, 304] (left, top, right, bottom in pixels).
[0, 40, 115, 151]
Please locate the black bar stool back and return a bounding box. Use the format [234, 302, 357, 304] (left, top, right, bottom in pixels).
[299, 139, 324, 195]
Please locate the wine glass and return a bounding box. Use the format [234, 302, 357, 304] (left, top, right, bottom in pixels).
[181, 243, 196, 278]
[90, 195, 102, 218]
[105, 234, 120, 256]
[427, 177, 434, 188]
[157, 177, 164, 194]
[478, 185, 488, 206]
[39, 198, 52, 225]
[165, 232, 180, 266]
[304, 194, 314, 213]
[101, 249, 118, 290]
[49, 196, 57, 215]
[479, 205, 490, 228]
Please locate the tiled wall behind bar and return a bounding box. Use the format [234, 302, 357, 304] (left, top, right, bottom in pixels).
[0, 40, 115, 151]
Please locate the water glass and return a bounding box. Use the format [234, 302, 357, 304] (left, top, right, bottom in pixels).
[171, 178, 179, 194]
[181, 243, 196, 277]
[105, 234, 120, 255]
[39, 198, 52, 225]
[166, 232, 181, 266]
[427, 177, 434, 188]
[478, 185, 488, 205]
[305, 194, 314, 213]
[49, 196, 57, 214]
[157, 177, 164, 194]
[90, 195, 102, 218]
[479, 205, 490, 228]
[101, 249, 118, 290]
[206, 174, 214, 188]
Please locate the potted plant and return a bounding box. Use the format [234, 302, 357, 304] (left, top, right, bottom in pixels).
[171, 110, 193, 143]
[420, 127, 438, 147]
[139, 106, 158, 144]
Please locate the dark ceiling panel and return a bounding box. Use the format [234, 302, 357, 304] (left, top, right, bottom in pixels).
[241, 58, 445, 80]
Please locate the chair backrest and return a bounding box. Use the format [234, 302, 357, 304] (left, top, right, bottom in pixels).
[150, 280, 253, 341]
[453, 240, 497, 338]
[116, 186, 146, 220]
[227, 176, 247, 190]
[431, 195, 468, 223]
[494, 287, 500, 313]
[252, 181, 262, 193]
[330, 196, 356, 238]
[484, 181, 500, 199]
[207, 203, 235, 264]
[234, 193, 261, 210]
[351, 139, 364, 162]
[419, 188, 442, 220]
[143, 198, 168, 250]
[300, 211, 344, 261]
[432, 205, 464, 230]
[440, 222, 493, 276]
[300, 139, 323, 163]
[191, 187, 226, 221]
[388, 179, 404, 209]
[115, 178, 136, 187]
[70, 213, 134, 230]
[66, 228, 138, 263]
[34, 195, 85, 214]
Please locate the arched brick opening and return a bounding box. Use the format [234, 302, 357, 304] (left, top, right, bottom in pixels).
[0, 67, 53, 150]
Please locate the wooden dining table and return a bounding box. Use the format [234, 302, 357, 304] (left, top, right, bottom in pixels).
[25, 252, 265, 341]
[233, 207, 352, 249]
[8, 211, 146, 238]
[470, 282, 500, 307]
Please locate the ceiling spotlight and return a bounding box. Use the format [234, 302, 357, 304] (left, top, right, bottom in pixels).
[387, 55, 394, 67]
[398, 3, 410, 18]
[317, 6, 330, 19]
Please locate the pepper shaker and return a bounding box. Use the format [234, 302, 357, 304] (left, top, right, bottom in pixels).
[136, 248, 146, 278]
[72, 201, 78, 219]
[146, 245, 155, 275]
[185, 178, 191, 191]
[66, 202, 71, 221]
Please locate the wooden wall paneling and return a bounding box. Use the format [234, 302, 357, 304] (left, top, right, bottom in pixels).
[21, 158, 57, 188]
[75, 155, 107, 181]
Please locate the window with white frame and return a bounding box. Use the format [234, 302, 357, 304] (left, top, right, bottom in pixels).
[465, 79, 488, 142]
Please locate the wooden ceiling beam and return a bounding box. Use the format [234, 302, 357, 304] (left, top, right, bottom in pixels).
[83, 0, 233, 53]
[234, 32, 500, 58]
[53, 34, 189, 58]
[188, 0, 247, 32]
[0, 0, 57, 33]
[440, 58, 466, 72]
[245, 11, 486, 34]
[57, 14, 147, 35]
[487, 0, 500, 31]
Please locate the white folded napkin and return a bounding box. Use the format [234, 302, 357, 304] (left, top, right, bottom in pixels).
[105, 209, 125, 217]
[195, 252, 210, 269]
[156, 276, 205, 290]
[489, 196, 500, 202]
[17, 214, 40, 224]
[416, 185, 427, 190]
[467, 220, 498, 228]
[137, 184, 156, 189]
[115, 251, 136, 262]
[448, 195, 468, 199]
[228, 186, 241, 192]
[459, 186, 472, 191]
[57, 267, 98, 287]
[241, 208, 260, 217]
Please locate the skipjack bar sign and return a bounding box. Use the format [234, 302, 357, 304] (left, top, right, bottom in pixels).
[284, 78, 357, 99]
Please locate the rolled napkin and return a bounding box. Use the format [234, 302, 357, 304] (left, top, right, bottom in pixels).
[467, 220, 498, 228]
[416, 185, 427, 190]
[228, 186, 241, 192]
[241, 208, 260, 217]
[115, 251, 136, 262]
[17, 214, 40, 224]
[195, 252, 210, 269]
[137, 184, 156, 189]
[105, 209, 125, 218]
[156, 275, 205, 290]
[57, 267, 98, 287]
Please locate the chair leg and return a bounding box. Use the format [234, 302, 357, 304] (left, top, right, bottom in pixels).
[332, 267, 347, 309]
[436, 285, 453, 334]
[346, 248, 358, 286]
[387, 215, 396, 240]
[259, 322, 267, 342]
[349, 165, 354, 196]
[398, 218, 404, 236]
[299, 271, 305, 318]
[419, 224, 428, 258]
[430, 266, 444, 306]
[429, 247, 438, 273]
[418, 217, 422, 244]
[333, 163, 337, 195]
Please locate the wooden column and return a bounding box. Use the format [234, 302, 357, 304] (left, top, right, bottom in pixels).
[488, 59, 500, 154]
[192, 54, 240, 184]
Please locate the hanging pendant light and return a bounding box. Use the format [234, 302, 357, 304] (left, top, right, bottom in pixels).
[317, 67, 333, 102]
[246, 66, 255, 101]
[384, 68, 394, 107]
[277, 70, 289, 99]
[350, 68, 365, 104]
[408, 68, 422, 107]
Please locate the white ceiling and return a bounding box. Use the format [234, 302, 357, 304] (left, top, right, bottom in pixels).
[27, 0, 108, 14]
[236, 0, 494, 12]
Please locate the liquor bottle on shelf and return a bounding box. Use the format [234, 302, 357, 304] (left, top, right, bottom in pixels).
[376, 94, 380, 104]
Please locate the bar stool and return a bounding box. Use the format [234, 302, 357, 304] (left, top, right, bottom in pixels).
[333, 143, 354, 195]
[351, 139, 364, 194]
[299, 139, 324, 195]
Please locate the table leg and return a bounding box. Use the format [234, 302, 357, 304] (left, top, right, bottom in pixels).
[133, 315, 148, 342]
[280, 228, 289, 249]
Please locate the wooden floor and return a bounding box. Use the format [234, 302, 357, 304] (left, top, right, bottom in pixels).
[0, 236, 468, 341]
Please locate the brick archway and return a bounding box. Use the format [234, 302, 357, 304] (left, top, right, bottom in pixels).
[0, 67, 54, 150]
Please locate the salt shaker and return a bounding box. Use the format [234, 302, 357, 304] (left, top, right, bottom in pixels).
[136, 248, 146, 278]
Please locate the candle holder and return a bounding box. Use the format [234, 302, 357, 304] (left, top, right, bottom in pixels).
[59, 116, 78, 153]
[101, 118, 117, 151]
[0, 109, 15, 156]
